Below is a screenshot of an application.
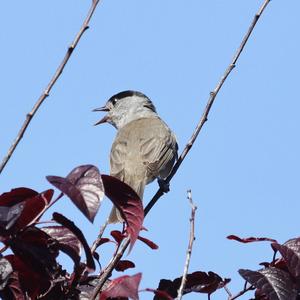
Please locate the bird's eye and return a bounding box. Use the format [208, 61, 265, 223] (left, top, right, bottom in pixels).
[111, 98, 118, 106]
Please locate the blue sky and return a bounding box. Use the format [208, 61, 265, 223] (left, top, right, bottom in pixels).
[1, 1, 300, 299]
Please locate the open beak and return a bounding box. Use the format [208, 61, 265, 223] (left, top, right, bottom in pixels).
[93, 106, 109, 126]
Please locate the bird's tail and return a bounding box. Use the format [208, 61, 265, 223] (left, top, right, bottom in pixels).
[108, 178, 146, 223]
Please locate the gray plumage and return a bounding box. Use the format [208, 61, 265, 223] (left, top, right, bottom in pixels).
[94, 91, 178, 223]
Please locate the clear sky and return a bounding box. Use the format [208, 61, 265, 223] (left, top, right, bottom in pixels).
[1, 1, 300, 299]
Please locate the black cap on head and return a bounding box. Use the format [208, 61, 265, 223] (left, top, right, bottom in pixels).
[108, 90, 156, 112]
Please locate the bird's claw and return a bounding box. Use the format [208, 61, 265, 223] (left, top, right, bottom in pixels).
[158, 178, 170, 193]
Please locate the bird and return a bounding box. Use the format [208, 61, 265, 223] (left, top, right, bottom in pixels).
[93, 90, 178, 223]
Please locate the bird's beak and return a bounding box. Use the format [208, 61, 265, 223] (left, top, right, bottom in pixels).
[93, 105, 109, 126]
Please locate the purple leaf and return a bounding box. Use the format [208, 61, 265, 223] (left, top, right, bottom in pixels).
[155, 271, 229, 298]
[14, 189, 53, 230]
[41, 226, 82, 267]
[115, 260, 135, 272]
[272, 238, 300, 277]
[137, 236, 159, 250]
[110, 230, 125, 245]
[52, 213, 95, 272]
[0, 189, 53, 233]
[100, 273, 142, 300]
[239, 267, 297, 300]
[227, 235, 277, 244]
[102, 175, 144, 252]
[0, 188, 38, 206]
[47, 165, 104, 222]
[5, 254, 51, 299]
[9, 227, 60, 278]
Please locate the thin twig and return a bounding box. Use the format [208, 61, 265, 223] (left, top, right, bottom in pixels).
[91, 218, 109, 254]
[90, 237, 131, 300]
[177, 190, 197, 300]
[144, 0, 271, 216]
[228, 283, 255, 300]
[45, 192, 64, 211]
[0, 0, 101, 175]
[91, 0, 272, 298]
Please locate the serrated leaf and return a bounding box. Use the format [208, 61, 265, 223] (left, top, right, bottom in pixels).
[47, 165, 104, 222]
[239, 267, 297, 300]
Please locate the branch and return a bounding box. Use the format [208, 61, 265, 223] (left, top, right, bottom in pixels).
[0, 0, 101, 175]
[91, 218, 109, 254]
[144, 0, 271, 215]
[177, 190, 197, 300]
[225, 283, 255, 300]
[91, 0, 272, 297]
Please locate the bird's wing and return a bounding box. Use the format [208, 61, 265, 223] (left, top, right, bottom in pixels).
[110, 117, 177, 189]
[138, 118, 178, 181]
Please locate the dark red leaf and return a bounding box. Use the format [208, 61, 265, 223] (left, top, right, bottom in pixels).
[111, 230, 125, 245]
[5, 254, 51, 299]
[178, 271, 225, 295]
[0, 188, 38, 206]
[102, 175, 144, 252]
[98, 238, 111, 246]
[47, 165, 104, 222]
[42, 226, 82, 267]
[137, 236, 158, 250]
[14, 189, 53, 230]
[0, 189, 53, 233]
[9, 227, 60, 278]
[227, 235, 277, 244]
[53, 212, 95, 272]
[155, 271, 228, 298]
[115, 260, 135, 272]
[272, 238, 300, 278]
[239, 267, 297, 300]
[143, 288, 173, 300]
[260, 258, 289, 273]
[100, 273, 142, 300]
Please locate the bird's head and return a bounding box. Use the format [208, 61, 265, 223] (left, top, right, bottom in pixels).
[93, 90, 157, 129]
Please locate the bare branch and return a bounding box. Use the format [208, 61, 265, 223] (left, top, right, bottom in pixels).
[91, 0, 272, 297]
[91, 218, 109, 254]
[227, 283, 255, 300]
[0, 0, 101, 175]
[144, 0, 271, 216]
[90, 237, 131, 300]
[177, 190, 197, 300]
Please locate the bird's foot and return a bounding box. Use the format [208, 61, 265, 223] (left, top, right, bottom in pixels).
[157, 178, 170, 193]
